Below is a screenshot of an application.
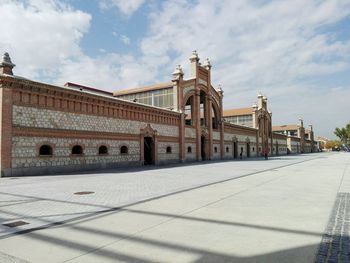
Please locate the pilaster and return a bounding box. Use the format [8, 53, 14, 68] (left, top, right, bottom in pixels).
[208, 96, 213, 159]
[0, 86, 13, 176]
[194, 89, 201, 161]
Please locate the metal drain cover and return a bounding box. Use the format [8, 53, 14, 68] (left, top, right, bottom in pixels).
[3, 220, 29, 228]
[74, 191, 94, 195]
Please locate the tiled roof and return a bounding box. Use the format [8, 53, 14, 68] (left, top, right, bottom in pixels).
[64, 82, 113, 96]
[113, 82, 174, 96]
[223, 107, 253, 117]
[272, 124, 299, 131]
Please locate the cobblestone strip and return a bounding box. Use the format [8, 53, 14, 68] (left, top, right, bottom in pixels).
[0, 251, 29, 263]
[316, 193, 350, 263]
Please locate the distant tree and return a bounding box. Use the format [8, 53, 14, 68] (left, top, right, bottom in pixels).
[325, 140, 341, 150]
[334, 123, 350, 146]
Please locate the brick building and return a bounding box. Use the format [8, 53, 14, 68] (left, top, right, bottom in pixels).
[0, 51, 315, 176]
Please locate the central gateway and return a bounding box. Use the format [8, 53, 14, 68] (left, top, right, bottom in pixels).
[201, 135, 206, 160]
[144, 137, 154, 165]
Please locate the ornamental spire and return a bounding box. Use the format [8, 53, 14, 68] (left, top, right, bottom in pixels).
[0, 52, 15, 75]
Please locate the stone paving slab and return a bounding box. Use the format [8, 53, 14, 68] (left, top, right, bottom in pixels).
[0, 152, 349, 262]
[0, 251, 29, 263]
[0, 155, 319, 238]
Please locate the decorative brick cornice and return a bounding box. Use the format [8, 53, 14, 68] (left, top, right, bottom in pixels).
[12, 127, 140, 141]
[224, 122, 258, 134]
[1, 75, 181, 126]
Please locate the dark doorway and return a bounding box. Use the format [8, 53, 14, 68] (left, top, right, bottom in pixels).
[72, 145, 83, 155]
[201, 136, 206, 161]
[39, 145, 53, 156]
[276, 142, 279, 156]
[233, 142, 238, 159]
[99, 145, 108, 155]
[246, 143, 250, 158]
[144, 137, 154, 165]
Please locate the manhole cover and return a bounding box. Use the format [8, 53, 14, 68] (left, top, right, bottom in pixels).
[74, 191, 95, 195]
[3, 220, 29, 228]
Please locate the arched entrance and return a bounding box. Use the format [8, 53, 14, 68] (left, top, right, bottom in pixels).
[201, 135, 206, 161]
[140, 123, 158, 165]
[144, 137, 154, 165]
[233, 142, 238, 159]
[276, 141, 279, 156]
[233, 138, 238, 159]
[246, 143, 250, 158]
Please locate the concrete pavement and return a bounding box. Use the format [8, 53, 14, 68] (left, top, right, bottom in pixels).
[0, 152, 349, 262]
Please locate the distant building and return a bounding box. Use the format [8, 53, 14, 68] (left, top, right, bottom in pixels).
[272, 120, 316, 153]
[273, 124, 299, 137]
[223, 108, 254, 127]
[316, 136, 329, 150]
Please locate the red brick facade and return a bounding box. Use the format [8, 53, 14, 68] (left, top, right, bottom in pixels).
[0, 52, 314, 176]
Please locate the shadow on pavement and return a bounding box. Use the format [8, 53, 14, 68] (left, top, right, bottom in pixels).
[3, 153, 324, 178]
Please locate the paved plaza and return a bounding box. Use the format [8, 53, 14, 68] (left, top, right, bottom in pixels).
[0, 152, 349, 262]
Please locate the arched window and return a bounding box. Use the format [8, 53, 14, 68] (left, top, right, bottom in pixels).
[166, 146, 172, 153]
[184, 96, 194, 126]
[200, 91, 206, 127]
[226, 147, 229, 153]
[212, 104, 219, 129]
[187, 146, 192, 153]
[120, 145, 128, 154]
[98, 145, 108, 155]
[72, 145, 83, 155]
[252, 147, 255, 152]
[39, 145, 53, 156]
[214, 147, 218, 153]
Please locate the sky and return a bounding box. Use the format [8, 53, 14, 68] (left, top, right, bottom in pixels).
[1, 0, 350, 139]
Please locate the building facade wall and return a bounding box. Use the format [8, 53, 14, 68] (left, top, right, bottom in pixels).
[184, 143, 196, 161]
[0, 51, 316, 177]
[272, 135, 288, 155]
[157, 142, 179, 164]
[287, 137, 301, 154]
[12, 136, 140, 169]
[304, 140, 312, 153]
[0, 75, 183, 176]
[223, 123, 258, 159]
[185, 127, 196, 138]
[13, 105, 179, 137]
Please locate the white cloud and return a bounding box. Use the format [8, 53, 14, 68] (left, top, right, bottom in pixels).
[99, 0, 145, 15]
[55, 53, 159, 91]
[57, 51, 169, 93]
[139, 0, 350, 138]
[0, 0, 155, 90]
[112, 32, 131, 45]
[1, 0, 349, 139]
[0, 0, 91, 79]
[120, 35, 131, 45]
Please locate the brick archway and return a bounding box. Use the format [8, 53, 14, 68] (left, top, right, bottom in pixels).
[140, 124, 158, 165]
